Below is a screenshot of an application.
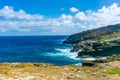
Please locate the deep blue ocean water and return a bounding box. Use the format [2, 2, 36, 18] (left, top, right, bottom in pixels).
[0, 36, 82, 66]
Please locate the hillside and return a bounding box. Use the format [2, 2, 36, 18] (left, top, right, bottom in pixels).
[64, 24, 120, 44]
[63, 23, 120, 57]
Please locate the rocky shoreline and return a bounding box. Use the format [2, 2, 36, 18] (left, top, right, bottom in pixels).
[0, 53, 119, 80]
[63, 24, 120, 67]
[0, 55, 119, 80]
[63, 23, 120, 58]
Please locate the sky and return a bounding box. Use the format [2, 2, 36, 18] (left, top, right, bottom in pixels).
[0, 0, 120, 36]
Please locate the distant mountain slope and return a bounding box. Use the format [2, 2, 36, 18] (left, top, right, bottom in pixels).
[63, 24, 120, 44]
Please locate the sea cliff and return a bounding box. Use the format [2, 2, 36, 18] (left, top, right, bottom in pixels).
[63, 23, 120, 58]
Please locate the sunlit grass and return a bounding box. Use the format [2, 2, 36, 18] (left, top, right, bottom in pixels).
[106, 68, 120, 75]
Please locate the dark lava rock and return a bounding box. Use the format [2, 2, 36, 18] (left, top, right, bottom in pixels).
[63, 23, 120, 57]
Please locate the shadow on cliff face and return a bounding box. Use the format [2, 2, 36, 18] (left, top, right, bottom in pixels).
[78, 46, 120, 57]
[98, 46, 120, 56]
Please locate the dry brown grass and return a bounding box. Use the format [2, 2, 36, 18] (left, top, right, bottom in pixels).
[0, 62, 119, 80]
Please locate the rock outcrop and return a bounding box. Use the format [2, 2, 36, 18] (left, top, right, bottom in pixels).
[63, 23, 120, 57]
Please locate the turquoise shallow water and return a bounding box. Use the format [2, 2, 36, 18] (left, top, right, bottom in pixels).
[0, 36, 82, 66]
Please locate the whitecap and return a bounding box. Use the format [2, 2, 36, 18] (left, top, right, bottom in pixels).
[55, 48, 96, 61]
[75, 63, 82, 66]
[55, 48, 82, 60]
[82, 58, 96, 61]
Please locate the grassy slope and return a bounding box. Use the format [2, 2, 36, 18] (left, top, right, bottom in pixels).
[64, 23, 120, 44]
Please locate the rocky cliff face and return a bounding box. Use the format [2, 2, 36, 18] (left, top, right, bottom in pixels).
[63, 23, 120, 57]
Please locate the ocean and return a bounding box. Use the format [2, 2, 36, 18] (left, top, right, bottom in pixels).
[0, 36, 83, 66]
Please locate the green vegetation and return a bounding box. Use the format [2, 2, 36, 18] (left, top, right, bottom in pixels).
[106, 54, 120, 75]
[100, 37, 108, 42]
[106, 68, 120, 75]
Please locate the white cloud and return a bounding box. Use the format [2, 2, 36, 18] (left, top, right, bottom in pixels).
[61, 14, 73, 20]
[73, 3, 120, 29]
[0, 6, 43, 20]
[70, 7, 79, 13]
[0, 28, 7, 32]
[75, 12, 87, 20]
[0, 3, 120, 35]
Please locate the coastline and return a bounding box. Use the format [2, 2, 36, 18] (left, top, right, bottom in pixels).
[0, 24, 120, 80]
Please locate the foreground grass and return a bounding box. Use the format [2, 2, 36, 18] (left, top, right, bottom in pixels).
[106, 68, 120, 75]
[0, 62, 120, 80]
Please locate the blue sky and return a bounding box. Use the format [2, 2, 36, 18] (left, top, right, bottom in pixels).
[0, 0, 120, 35]
[0, 0, 99, 16]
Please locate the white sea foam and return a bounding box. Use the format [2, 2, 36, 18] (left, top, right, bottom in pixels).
[55, 48, 79, 60]
[82, 58, 96, 61]
[75, 63, 82, 66]
[55, 48, 96, 61]
[45, 48, 96, 66]
[45, 48, 96, 65]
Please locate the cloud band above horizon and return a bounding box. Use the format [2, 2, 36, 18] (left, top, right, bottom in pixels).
[0, 3, 120, 35]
